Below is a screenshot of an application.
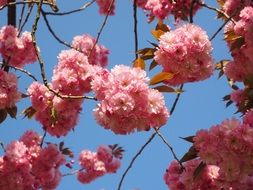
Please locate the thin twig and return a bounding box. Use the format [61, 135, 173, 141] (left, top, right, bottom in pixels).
[43, 0, 96, 16]
[154, 128, 184, 169]
[198, 2, 233, 23]
[18, 3, 26, 30]
[117, 84, 185, 190]
[18, 4, 34, 36]
[88, 0, 115, 59]
[62, 168, 85, 177]
[170, 84, 184, 115]
[40, 130, 47, 147]
[133, 0, 138, 59]
[0, 63, 38, 81]
[189, 0, 197, 23]
[0, 1, 55, 10]
[117, 132, 157, 190]
[31, 0, 49, 86]
[41, 10, 73, 48]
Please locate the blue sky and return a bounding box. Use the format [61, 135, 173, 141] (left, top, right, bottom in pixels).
[0, 0, 239, 189]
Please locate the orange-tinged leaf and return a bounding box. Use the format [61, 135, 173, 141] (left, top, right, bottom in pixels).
[133, 58, 146, 70]
[156, 20, 170, 32]
[6, 106, 17, 119]
[215, 60, 230, 70]
[224, 30, 242, 42]
[154, 85, 183, 93]
[137, 48, 154, 55]
[22, 106, 36, 119]
[230, 37, 245, 51]
[150, 72, 174, 85]
[217, 0, 225, 7]
[151, 29, 165, 40]
[140, 48, 155, 60]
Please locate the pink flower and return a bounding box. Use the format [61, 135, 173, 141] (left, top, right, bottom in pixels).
[164, 159, 220, 190]
[92, 65, 169, 134]
[72, 34, 109, 67]
[0, 69, 21, 109]
[96, 0, 115, 15]
[0, 0, 7, 7]
[77, 145, 121, 184]
[154, 23, 214, 86]
[0, 25, 37, 67]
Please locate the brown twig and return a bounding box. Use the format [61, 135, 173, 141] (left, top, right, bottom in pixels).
[0, 141, 6, 152]
[41, 10, 73, 48]
[88, 0, 115, 59]
[18, 4, 34, 36]
[43, 0, 96, 16]
[0, 1, 56, 10]
[18, 3, 26, 30]
[117, 84, 185, 190]
[0, 62, 38, 81]
[40, 130, 47, 147]
[154, 128, 184, 169]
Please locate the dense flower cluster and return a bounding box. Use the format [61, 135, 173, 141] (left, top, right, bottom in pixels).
[193, 113, 253, 188]
[96, 0, 115, 15]
[0, 131, 66, 190]
[0, 25, 37, 68]
[154, 23, 214, 86]
[77, 145, 121, 184]
[224, 6, 253, 82]
[72, 34, 109, 67]
[28, 33, 109, 137]
[0, 69, 21, 109]
[164, 159, 220, 190]
[92, 65, 169, 134]
[28, 82, 82, 137]
[136, 0, 203, 21]
[0, 0, 6, 7]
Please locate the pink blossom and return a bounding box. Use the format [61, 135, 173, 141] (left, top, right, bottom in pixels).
[0, 0, 6, 7]
[164, 159, 220, 190]
[77, 145, 121, 184]
[0, 69, 21, 109]
[0, 25, 37, 67]
[194, 117, 253, 186]
[96, 0, 115, 15]
[0, 131, 65, 190]
[28, 82, 82, 137]
[154, 23, 214, 86]
[72, 34, 109, 67]
[92, 65, 169, 134]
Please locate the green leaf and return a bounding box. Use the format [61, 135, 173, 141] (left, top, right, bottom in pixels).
[6, 106, 17, 119]
[180, 146, 198, 163]
[0, 109, 7, 124]
[150, 72, 174, 85]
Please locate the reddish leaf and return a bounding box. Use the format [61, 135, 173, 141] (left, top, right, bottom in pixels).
[180, 136, 195, 143]
[62, 148, 74, 158]
[150, 72, 174, 85]
[180, 146, 198, 163]
[6, 106, 17, 119]
[149, 60, 158, 71]
[193, 162, 206, 180]
[0, 109, 7, 124]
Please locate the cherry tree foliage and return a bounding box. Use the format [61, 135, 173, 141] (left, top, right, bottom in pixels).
[0, 0, 253, 189]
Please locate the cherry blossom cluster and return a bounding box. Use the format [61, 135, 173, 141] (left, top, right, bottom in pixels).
[221, 0, 253, 20]
[154, 23, 214, 86]
[71, 34, 109, 67]
[224, 6, 253, 82]
[136, 0, 203, 21]
[0, 25, 37, 68]
[0, 69, 21, 110]
[193, 111, 253, 188]
[96, 0, 115, 15]
[91, 65, 169, 134]
[77, 145, 121, 184]
[28, 34, 109, 137]
[164, 159, 220, 190]
[0, 130, 66, 190]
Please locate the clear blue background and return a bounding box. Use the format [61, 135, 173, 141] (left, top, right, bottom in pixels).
[0, 1, 238, 189]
